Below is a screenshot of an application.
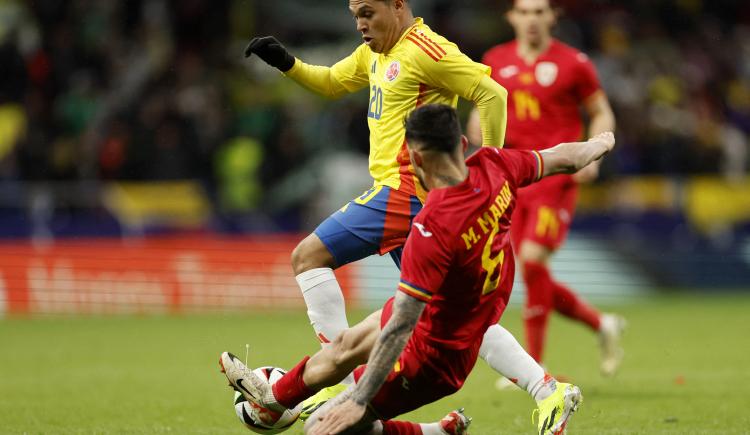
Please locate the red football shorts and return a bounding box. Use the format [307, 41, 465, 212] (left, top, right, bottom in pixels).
[353, 297, 481, 420]
[511, 176, 578, 251]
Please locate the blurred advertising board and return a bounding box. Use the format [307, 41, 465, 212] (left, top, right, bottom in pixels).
[0, 236, 353, 315]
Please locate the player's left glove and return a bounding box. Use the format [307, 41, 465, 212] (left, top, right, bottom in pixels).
[244, 36, 296, 72]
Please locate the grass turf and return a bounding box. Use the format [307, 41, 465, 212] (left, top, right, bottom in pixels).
[1, 294, 749, 434]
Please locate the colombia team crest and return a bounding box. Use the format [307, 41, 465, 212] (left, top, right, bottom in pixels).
[535, 62, 558, 87]
[385, 60, 401, 82]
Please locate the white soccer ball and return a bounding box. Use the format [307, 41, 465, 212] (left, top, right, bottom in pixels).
[233, 366, 301, 434]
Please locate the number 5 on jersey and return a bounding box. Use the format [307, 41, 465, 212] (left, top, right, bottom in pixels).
[481, 225, 505, 295]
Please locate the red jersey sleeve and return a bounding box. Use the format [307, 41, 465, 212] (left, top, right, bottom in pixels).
[573, 52, 601, 102]
[480, 44, 503, 69]
[398, 218, 452, 303]
[480, 51, 493, 71]
[484, 148, 543, 188]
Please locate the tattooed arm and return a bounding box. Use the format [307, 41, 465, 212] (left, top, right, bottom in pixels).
[352, 291, 426, 405]
[309, 291, 426, 435]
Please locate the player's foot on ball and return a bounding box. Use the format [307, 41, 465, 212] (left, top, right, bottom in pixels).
[299, 383, 349, 421]
[599, 313, 626, 376]
[533, 383, 582, 435]
[440, 408, 472, 435]
[219, 352, 265, 400]
[219, 351, 282, 425]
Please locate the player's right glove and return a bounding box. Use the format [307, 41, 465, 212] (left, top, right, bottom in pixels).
[244, 36, 295, 72]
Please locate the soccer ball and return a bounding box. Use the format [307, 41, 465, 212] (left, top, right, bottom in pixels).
[233, 366, 301, 434]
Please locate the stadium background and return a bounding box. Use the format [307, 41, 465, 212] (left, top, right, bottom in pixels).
[1, 0, 749, 433]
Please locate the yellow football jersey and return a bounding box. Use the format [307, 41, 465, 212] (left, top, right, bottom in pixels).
[286, 18, 493, 198]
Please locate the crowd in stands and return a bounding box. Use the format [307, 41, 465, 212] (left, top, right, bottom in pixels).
[0, 0, 748, 226]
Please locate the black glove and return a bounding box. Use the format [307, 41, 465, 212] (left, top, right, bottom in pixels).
[244, 36, 295, 72]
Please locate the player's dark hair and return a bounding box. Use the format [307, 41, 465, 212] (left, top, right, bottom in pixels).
[404, 104, 462, 154]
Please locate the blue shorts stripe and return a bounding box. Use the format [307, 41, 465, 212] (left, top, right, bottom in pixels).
[314, 186, 422, 267]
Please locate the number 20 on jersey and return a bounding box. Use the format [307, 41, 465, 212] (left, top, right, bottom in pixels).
[368, 85, 383, 120]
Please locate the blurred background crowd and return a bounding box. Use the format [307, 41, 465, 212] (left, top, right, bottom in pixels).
[0, 0, 747, 312]
[1, 0, 748, 227]
[0, 0, 748, 282]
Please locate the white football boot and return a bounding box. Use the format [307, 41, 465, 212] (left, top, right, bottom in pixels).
[598, 314, 626, 376]
[219, 351, 283, 425]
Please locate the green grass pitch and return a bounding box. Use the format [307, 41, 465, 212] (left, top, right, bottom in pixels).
[1, 294, 749, 434]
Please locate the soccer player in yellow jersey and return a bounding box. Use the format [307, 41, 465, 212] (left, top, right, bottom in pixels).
[245, 0, 508, 351]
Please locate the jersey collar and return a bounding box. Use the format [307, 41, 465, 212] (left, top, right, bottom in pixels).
[389, 17, 424, 54]
[425, 167, 474, 204]
[514, 38, 558, 66]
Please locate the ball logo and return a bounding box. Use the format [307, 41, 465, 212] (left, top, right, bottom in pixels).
[385, 61, 401, 82]
[535, 62, 558, 87]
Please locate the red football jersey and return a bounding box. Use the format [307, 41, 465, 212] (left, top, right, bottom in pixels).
[397, 147, 542, 350]
[482, 39, 601, 151]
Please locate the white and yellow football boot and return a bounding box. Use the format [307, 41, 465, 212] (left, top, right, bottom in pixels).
[298, 383, 349, 421]
[533, 383, 582, 435]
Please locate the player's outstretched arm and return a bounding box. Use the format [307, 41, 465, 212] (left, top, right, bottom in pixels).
[539, 132, 615, 177]
[414, 44, 507, 147]
[574, 92, 617, 183]
[466, 76, 508, 148]
[245, 36, 368, 99]
[466, 107, 483, 148]
[310, 291, 426, 434]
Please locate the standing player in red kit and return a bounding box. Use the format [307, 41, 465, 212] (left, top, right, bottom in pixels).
[468, 0, 625, 377]
[221, 104, 616, 434]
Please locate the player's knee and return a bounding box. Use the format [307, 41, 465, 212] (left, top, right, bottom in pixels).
[330, 331, 347, 352]
[330, 318, 377, 370]
[519, 241, 552, 265]
[290, 243, 308, 275]
[330, 329, 365, 369]
[524, 303, 551, 320]
[329, 332, 349, 366]
[291, 235, 335, 275]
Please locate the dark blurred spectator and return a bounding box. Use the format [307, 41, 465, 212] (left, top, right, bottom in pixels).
[0, 0, 746, 232]
[214, 136, 263, 212]
[0, 29, 29, 179]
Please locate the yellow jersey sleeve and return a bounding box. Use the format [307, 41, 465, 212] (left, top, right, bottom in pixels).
[411, 39, 489, 103]
[285, 44, 370, 98]
[409, 34, 507, 147]
[467, 75, 508, 148]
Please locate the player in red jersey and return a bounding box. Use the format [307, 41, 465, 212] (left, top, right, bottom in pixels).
[468, 0, 625, 377]
[221, 104, 615, 434]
